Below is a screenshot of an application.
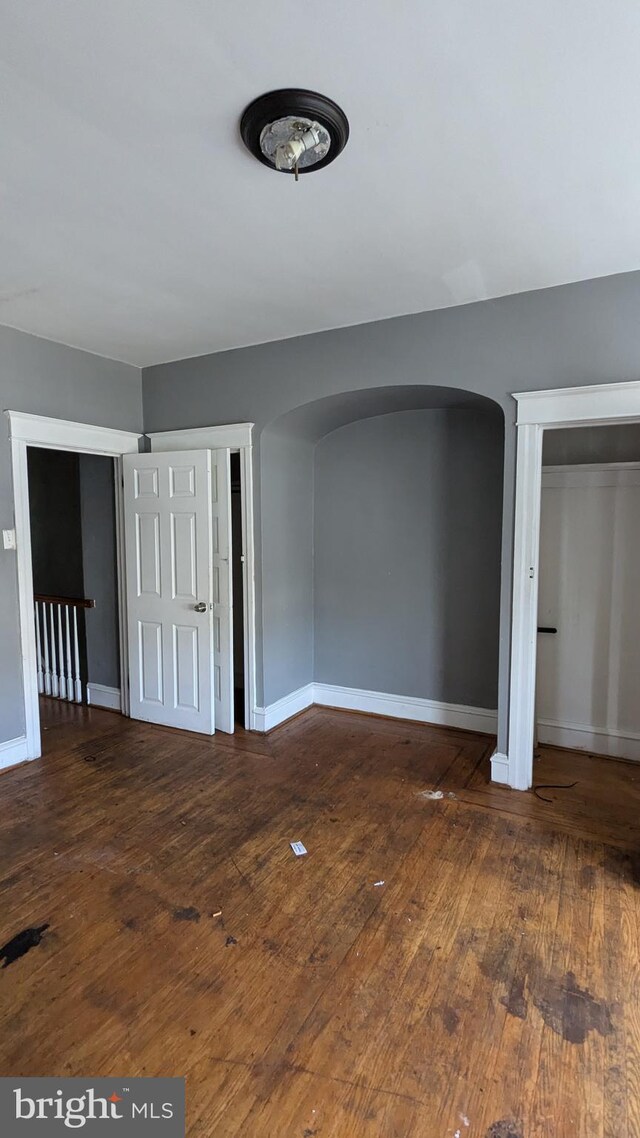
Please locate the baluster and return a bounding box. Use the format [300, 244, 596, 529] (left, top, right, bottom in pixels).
[34, 601, 44, 694]
[42, 602, 52, 696]
[57, 604, 66, 700]
[73, 608, 82, 703]
[65, 606, 74, 703]
[49, 603, 59, 697]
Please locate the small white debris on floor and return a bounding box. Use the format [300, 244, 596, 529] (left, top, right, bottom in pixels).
[419, 789, 457, 800]
[373, 880, 385, 887]
[460, 1116, 470, 1127]
[290, 841, 307, 856]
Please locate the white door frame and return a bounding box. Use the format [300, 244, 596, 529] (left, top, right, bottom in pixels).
[5, 411, 142, 761]
[503, 380, 640, 790]
[147, 423, 257, 731]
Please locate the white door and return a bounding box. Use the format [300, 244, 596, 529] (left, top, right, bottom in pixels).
[537, 466, 640, 759]
[124, 450, 214, 733]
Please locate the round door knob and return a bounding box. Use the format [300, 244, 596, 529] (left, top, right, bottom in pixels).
[194, 602, 207, 613]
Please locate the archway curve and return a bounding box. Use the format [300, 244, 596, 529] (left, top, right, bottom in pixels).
[261, 384, 503, 443]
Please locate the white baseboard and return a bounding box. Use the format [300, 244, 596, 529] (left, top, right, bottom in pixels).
[538, 718, 640, 762]
[255, 681, 498, 736]
[253, 683, 314, 731]
[0, 734, 31, 771]
[313, 683, 498, 735]
[86, 683, 122, 712]
[490, 751, 511, 784]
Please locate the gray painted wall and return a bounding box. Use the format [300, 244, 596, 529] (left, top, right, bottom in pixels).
[79, 455, 120, 690]
[314, 409, 503, 708]
[143, 268, 640, 747]
[0, 324, 141, 744]
[260, 427, 314, 705]
[543, 424, 640, 465]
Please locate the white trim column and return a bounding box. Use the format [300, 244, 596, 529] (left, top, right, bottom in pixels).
[504, 423, 543, 789]
[10, 436, 40, 758]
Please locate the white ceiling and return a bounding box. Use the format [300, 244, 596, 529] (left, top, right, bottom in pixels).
[1, 1, 640, 367]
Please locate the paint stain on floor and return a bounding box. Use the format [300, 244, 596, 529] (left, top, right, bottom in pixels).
[485, 1122, 523, 1138]
[477, 932, 613, 1043]
[532, 970, 613, 1045]
[500, 975, 528, 1020]
[173, 907, 200, 922]
[0, 924, 50, 968]
[440, 1004, 460, 1034]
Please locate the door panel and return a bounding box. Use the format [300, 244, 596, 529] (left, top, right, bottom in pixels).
[173, 624, 199, 710]
[137, 513, 161, 595]
[124, 450, 214, 733]
[139, 621, 163, 704]
[171, 513, 197, 599]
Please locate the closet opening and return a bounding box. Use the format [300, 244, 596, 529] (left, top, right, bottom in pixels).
[535, 423, 640, 763]
[230, 451, 245, 726]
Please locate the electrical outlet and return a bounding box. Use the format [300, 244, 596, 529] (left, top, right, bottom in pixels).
[2, 529, 16, 550]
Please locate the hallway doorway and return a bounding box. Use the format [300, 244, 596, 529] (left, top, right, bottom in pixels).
[28, 447, 122, 721]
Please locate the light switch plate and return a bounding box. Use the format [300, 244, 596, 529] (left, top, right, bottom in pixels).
[2, 529, 16, 550]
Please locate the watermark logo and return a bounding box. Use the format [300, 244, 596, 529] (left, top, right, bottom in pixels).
[0, 1078, 185, 1135]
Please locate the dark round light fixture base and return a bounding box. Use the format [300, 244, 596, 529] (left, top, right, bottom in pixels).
[240, 88, 349, 174]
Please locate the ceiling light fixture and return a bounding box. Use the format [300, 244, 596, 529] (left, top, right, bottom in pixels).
[240, 89, 349, 180]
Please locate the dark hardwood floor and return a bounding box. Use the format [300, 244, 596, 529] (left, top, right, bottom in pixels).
[0, 698, 639, 1136]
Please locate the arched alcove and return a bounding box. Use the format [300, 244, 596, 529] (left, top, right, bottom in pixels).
[259, 386, 504, 731]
